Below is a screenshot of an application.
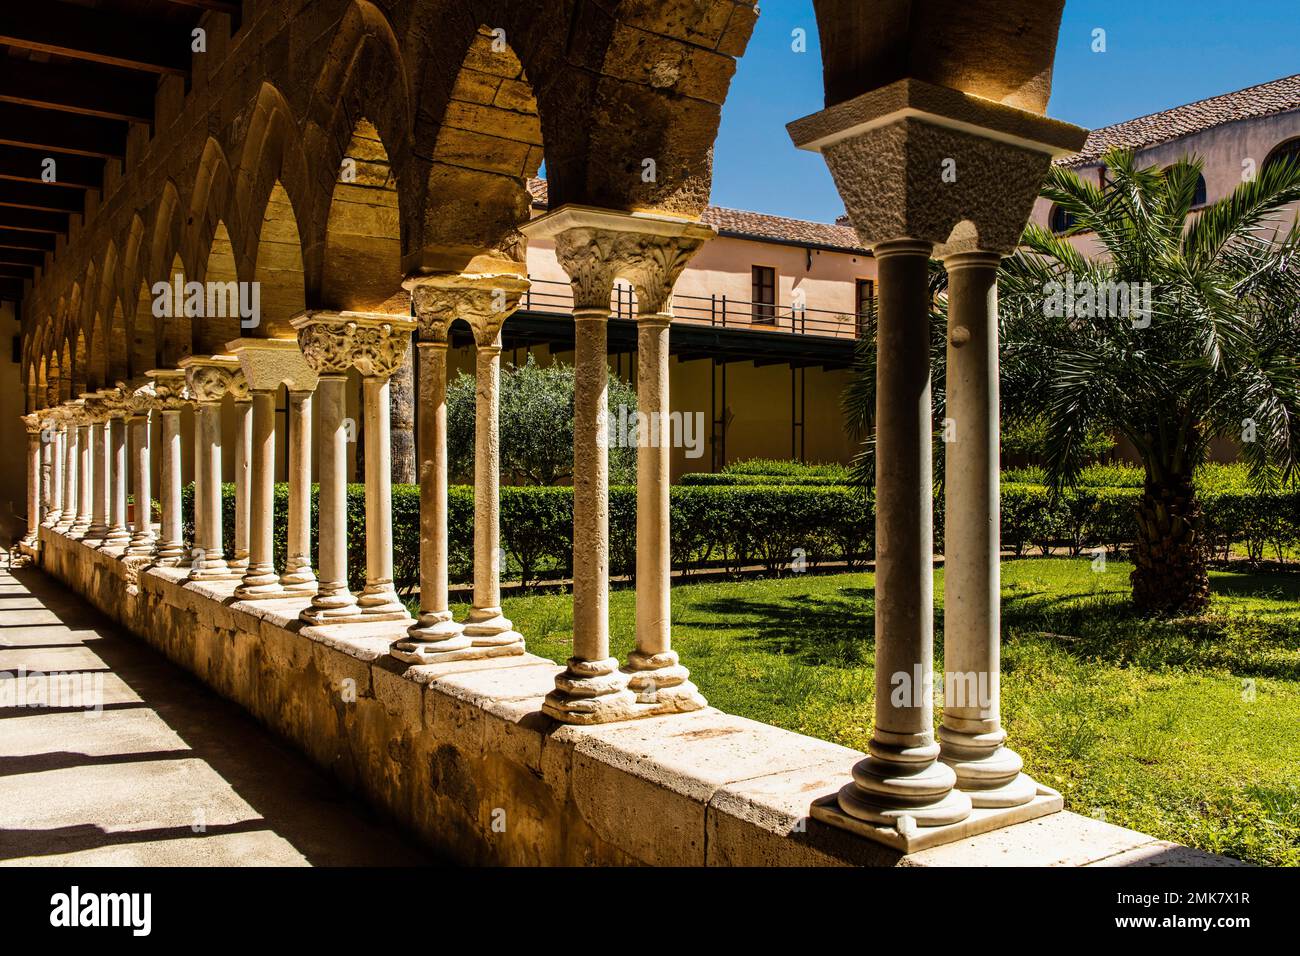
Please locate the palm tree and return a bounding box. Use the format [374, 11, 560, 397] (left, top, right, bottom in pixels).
[843, 148, 1300, 614]
[1000, 149, 1300, 612]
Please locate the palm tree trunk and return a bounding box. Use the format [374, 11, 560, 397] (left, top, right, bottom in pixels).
[1130, 471, 1210, 613]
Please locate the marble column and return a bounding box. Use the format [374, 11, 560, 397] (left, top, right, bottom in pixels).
[940, 252, 1035, 807]
[357, 367, 409, 620]
[229, 394, 253, 571]
[125, 402, 155, 557]
[42, 421, 64, 527]
[234, 388, 283, 599]
[293, 313, 402, 624]
[58, 413, 79, 531]
[182, 357, 243, 580]
[72, 419, 93, 536]
[281, 389, 317, 595]
[101, 410, 132, 553]
[149, 370, 188, 565]
[839, 240, 970, 827]
[393, 334, 468, 660]
[522, 206, 712, 724]
[20, 416, 41, 548]
[86, 399, 111, 542]
[627, 312, 705, 712]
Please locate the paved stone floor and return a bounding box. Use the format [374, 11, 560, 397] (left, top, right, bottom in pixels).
[0, 561, 437, 866]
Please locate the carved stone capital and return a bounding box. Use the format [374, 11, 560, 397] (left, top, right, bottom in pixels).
[409, 273, 529, 347]
[291, 311, 416, 379]
[521, 205, 714, 314]
[147, 369, 191, 411]
[21, 413, 41, 435]
[126, 383, 158, 418]
[179, 355, 243, 406]
[225, 337, 320, 393]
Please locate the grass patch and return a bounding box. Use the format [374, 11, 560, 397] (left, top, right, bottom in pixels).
[452, 557, 1300, 866]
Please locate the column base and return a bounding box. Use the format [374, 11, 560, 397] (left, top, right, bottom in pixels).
[152, 543, 186, 567]
[356, 582, 413, 622]
[189, 555, 241, 581]
[42, 513, 62, 528]
[228, 554, 250, 572]
[939, 726, 1038, 808]
[542, 657, 639, 724]
[461, 606, 525, 651]
[811, 783, 1063, 854]
[392, 617, 525, 665]
[300, 584, 361, 625]
[279, 561, 318, 596]
[836, 754, 973, 828]
[125, 535, 156, 557]
[234, 567, 286, 601]
[98, 530, 131, 555]
[623, 650, 707, 713]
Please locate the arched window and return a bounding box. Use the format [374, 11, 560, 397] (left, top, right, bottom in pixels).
[1049, 204, 1076, 234]
[1161, 165, 1208, 208]
[1263, 137, 1300, 175]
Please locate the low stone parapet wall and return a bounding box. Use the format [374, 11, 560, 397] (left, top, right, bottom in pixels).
[35, 528, 1215, 867]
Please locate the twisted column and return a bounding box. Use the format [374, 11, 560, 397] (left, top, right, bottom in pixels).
[281, 389, 317, 595]
[940, 251, 1036, 807]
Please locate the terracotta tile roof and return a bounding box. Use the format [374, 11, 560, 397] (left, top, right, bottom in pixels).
[526, 178, 866, 253]
[1059, 73, 1300, 167]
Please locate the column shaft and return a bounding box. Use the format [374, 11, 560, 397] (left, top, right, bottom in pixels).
[398, 341, 468, 656]
[44, 428, 63, 526]
[461, 341, 522, 646]
[102, 416, 131, 550]
[126, 414, 155, 555]
[230, 400, 252, 570]
[156, 410, 185, 563]
[302, 375, 357, 621]
[23, 428, 41, 544]
[281, 390, 317, 593]
[356, 375, 408, 619]
[626, 314, 703, 710]
[236, 390, 282, 598]
[88, 420, 110, 540]
[940, 252, 1034, 807]
[836, 239, 969, 827]
[190, 403, 233, 579]
[59, 424, 78, 530]
[542, 310, 635, 722]
[74, 423, 93, 534]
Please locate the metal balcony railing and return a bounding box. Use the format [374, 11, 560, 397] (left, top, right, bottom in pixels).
[518, 277, 866, 341]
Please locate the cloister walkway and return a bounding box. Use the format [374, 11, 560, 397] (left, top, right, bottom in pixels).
[0, 563, 436, 866]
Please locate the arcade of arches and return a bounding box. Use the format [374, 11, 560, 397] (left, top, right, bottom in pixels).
[12, 1, 1181, 864]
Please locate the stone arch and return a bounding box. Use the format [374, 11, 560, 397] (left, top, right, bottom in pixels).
[72, 327, 89, 396]
[96, 241, 130, 382]
[161, 252, 192, 365]
[320, 120, 403, 312]
[37, 354, 48, 410]
[59, 333, 73, 401]
[121, 215, 156, 376]
[408, 22, 543, 276]
[233, 83, 313, 329]
[46, 349, 61, 407]
[302, 0, 411, 302]
[195, 218, 241, 350]
[250, 181, 308, 335]
[26, 354, 38, 413]
[150, 180, 187, 286]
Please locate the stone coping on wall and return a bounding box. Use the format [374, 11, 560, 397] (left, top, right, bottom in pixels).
[35, 527, 1242, 867]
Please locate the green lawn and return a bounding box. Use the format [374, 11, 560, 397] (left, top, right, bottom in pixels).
[448, 558, 1300, 866]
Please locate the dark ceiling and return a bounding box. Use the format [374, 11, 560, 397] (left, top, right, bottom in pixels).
[0, 0, 242, 305]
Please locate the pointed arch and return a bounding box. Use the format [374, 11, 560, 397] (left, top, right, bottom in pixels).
[408, 23, 542, 276]
[302, 0, 411, 303]
[195, 219, 243, 350]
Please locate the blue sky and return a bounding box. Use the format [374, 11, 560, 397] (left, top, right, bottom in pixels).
[709, 0, 1300, 222]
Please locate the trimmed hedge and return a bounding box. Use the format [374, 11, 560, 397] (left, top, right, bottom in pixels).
[183, 473, 1299, 593]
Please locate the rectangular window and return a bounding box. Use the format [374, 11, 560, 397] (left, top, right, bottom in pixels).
[751, 266, 776, 323]
[855, 278, 875, 337]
